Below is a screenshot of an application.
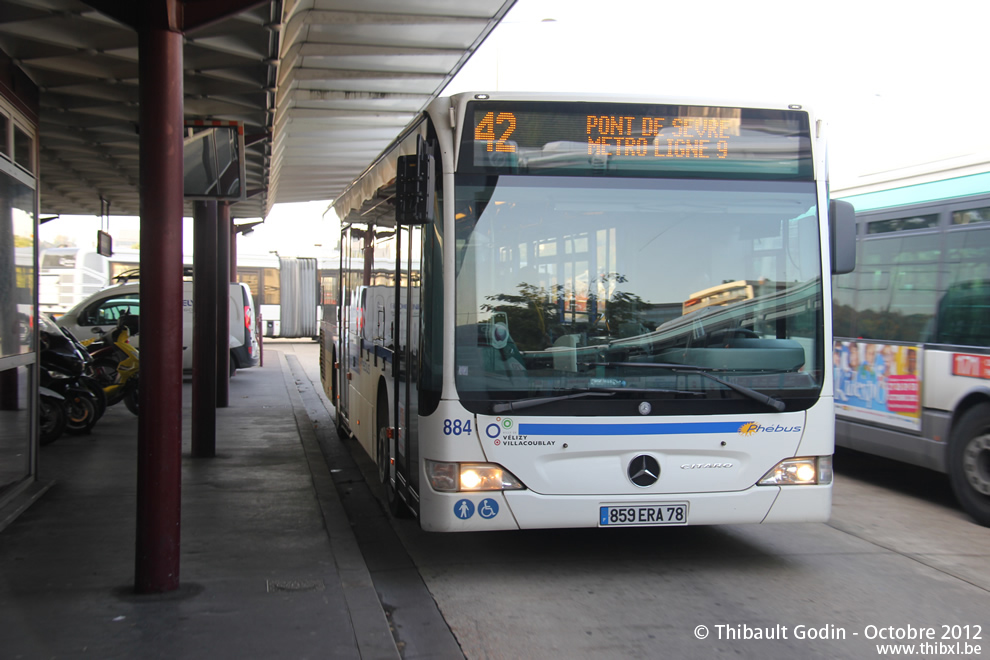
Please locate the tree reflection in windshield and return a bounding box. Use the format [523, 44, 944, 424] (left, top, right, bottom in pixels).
[481, 273, 655, 352]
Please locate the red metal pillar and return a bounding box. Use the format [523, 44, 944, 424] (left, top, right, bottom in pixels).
[216, 202, 231, 407]
[191, 200, 218, 458]
[135, 6, 183, 594]
[230, 222, 238, 282]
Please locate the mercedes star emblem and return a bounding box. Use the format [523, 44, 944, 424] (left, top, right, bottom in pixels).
[628, 454, 661, 487]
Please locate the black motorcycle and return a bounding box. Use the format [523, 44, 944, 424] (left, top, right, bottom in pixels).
[39, 316, 101, 438]
[53, 321, 108, 420]
[38, 385, 68, 445]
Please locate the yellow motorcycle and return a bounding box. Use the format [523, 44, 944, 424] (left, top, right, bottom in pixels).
[84, 314, 140, 416]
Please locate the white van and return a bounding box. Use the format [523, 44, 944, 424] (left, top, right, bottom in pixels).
[57, 280, 260, 374]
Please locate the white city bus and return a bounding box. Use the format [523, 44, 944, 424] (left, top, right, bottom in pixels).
[38, 247, 110, 316]
[833, 169, 990, 526]
[235, 254, 329, 339]
[322, 92, 854, 531]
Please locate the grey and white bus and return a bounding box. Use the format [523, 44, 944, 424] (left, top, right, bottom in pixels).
[834, 169, 990, 526]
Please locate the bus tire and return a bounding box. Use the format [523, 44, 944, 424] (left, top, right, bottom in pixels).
[948, 403, 990, 527]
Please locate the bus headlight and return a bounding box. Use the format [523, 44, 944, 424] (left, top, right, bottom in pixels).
[425, 460, 526, 492]
[758, 456, 832, 486]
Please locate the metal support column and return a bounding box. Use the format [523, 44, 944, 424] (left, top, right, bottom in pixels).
[229, 221, 238, 282]
[216, 202, 231, 407]
[191, 200, 218, 458]
[135, 7, 183, 594]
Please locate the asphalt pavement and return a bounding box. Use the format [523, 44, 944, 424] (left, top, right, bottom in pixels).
[0, 349, 401, 659]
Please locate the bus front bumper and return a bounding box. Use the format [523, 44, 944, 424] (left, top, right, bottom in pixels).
[418, 483, 831, 532]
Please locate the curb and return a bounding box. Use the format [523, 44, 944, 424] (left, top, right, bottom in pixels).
[280, 351, 401, 659]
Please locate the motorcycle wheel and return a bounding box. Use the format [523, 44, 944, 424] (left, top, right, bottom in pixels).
[123, 379, 139, 416]
[65, 390, 99, 435]
[93, 357, 124, 406]
[39, 396, 68, 445]
[79, 375, 107, 419]
[91, 356, 120, 388]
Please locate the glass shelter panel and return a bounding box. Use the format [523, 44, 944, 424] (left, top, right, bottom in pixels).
[0, 365, 31, 498]
[0, 172, 35, 359]
[0, 114, 38, 502]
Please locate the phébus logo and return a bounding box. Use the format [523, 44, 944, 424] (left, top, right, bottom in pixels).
[738, 422, 802, 436]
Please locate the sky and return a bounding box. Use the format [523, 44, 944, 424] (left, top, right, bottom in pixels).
[446, 0, 990, 181]
[41, 0, 990, 257]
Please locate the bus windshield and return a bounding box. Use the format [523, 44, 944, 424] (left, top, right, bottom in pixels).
[453, 174, 824, 414]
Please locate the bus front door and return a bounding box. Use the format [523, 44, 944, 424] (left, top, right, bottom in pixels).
[393, 224, 422, 510]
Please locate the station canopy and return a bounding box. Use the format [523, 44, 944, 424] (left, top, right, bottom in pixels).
[0, 0, 516, 218]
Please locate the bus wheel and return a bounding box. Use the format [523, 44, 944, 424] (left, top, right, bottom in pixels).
[948, 403, 990, 527]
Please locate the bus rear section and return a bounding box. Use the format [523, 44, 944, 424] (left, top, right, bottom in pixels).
[325, 93, 853, 531]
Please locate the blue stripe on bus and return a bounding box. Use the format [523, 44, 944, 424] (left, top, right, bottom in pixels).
[518, 422, 743, 436]
[838, 171, 990, 212]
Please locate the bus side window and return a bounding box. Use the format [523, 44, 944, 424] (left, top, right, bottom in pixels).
[936, 281, 990, 346]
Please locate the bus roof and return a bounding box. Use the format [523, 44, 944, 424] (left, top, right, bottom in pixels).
[836, 171, 990, 212]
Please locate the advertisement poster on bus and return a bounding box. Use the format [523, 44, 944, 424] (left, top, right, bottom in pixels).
[833, 340, 922, 432]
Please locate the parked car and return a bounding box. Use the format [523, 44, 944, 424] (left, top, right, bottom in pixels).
[228, 281, 261, 374]
[57, 280, 260, 375]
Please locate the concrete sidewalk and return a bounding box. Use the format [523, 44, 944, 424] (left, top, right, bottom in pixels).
[0, 349, 399, 659]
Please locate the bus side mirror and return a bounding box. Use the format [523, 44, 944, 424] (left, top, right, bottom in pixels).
[829, 199, 856, 275]
[396, 137, 435, 226]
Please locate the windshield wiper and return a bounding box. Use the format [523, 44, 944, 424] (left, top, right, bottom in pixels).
[491, 385, 703, 414]
[584, 362, 786, 412]
[492, 391, 615, 414]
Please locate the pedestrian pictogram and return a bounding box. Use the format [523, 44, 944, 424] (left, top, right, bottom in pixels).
[454, 499, 475, 519]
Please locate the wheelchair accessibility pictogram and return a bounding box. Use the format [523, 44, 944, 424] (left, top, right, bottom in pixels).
[478, 498, 499, 519]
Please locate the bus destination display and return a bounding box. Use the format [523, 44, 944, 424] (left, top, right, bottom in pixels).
[459, 101, 812, 179]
